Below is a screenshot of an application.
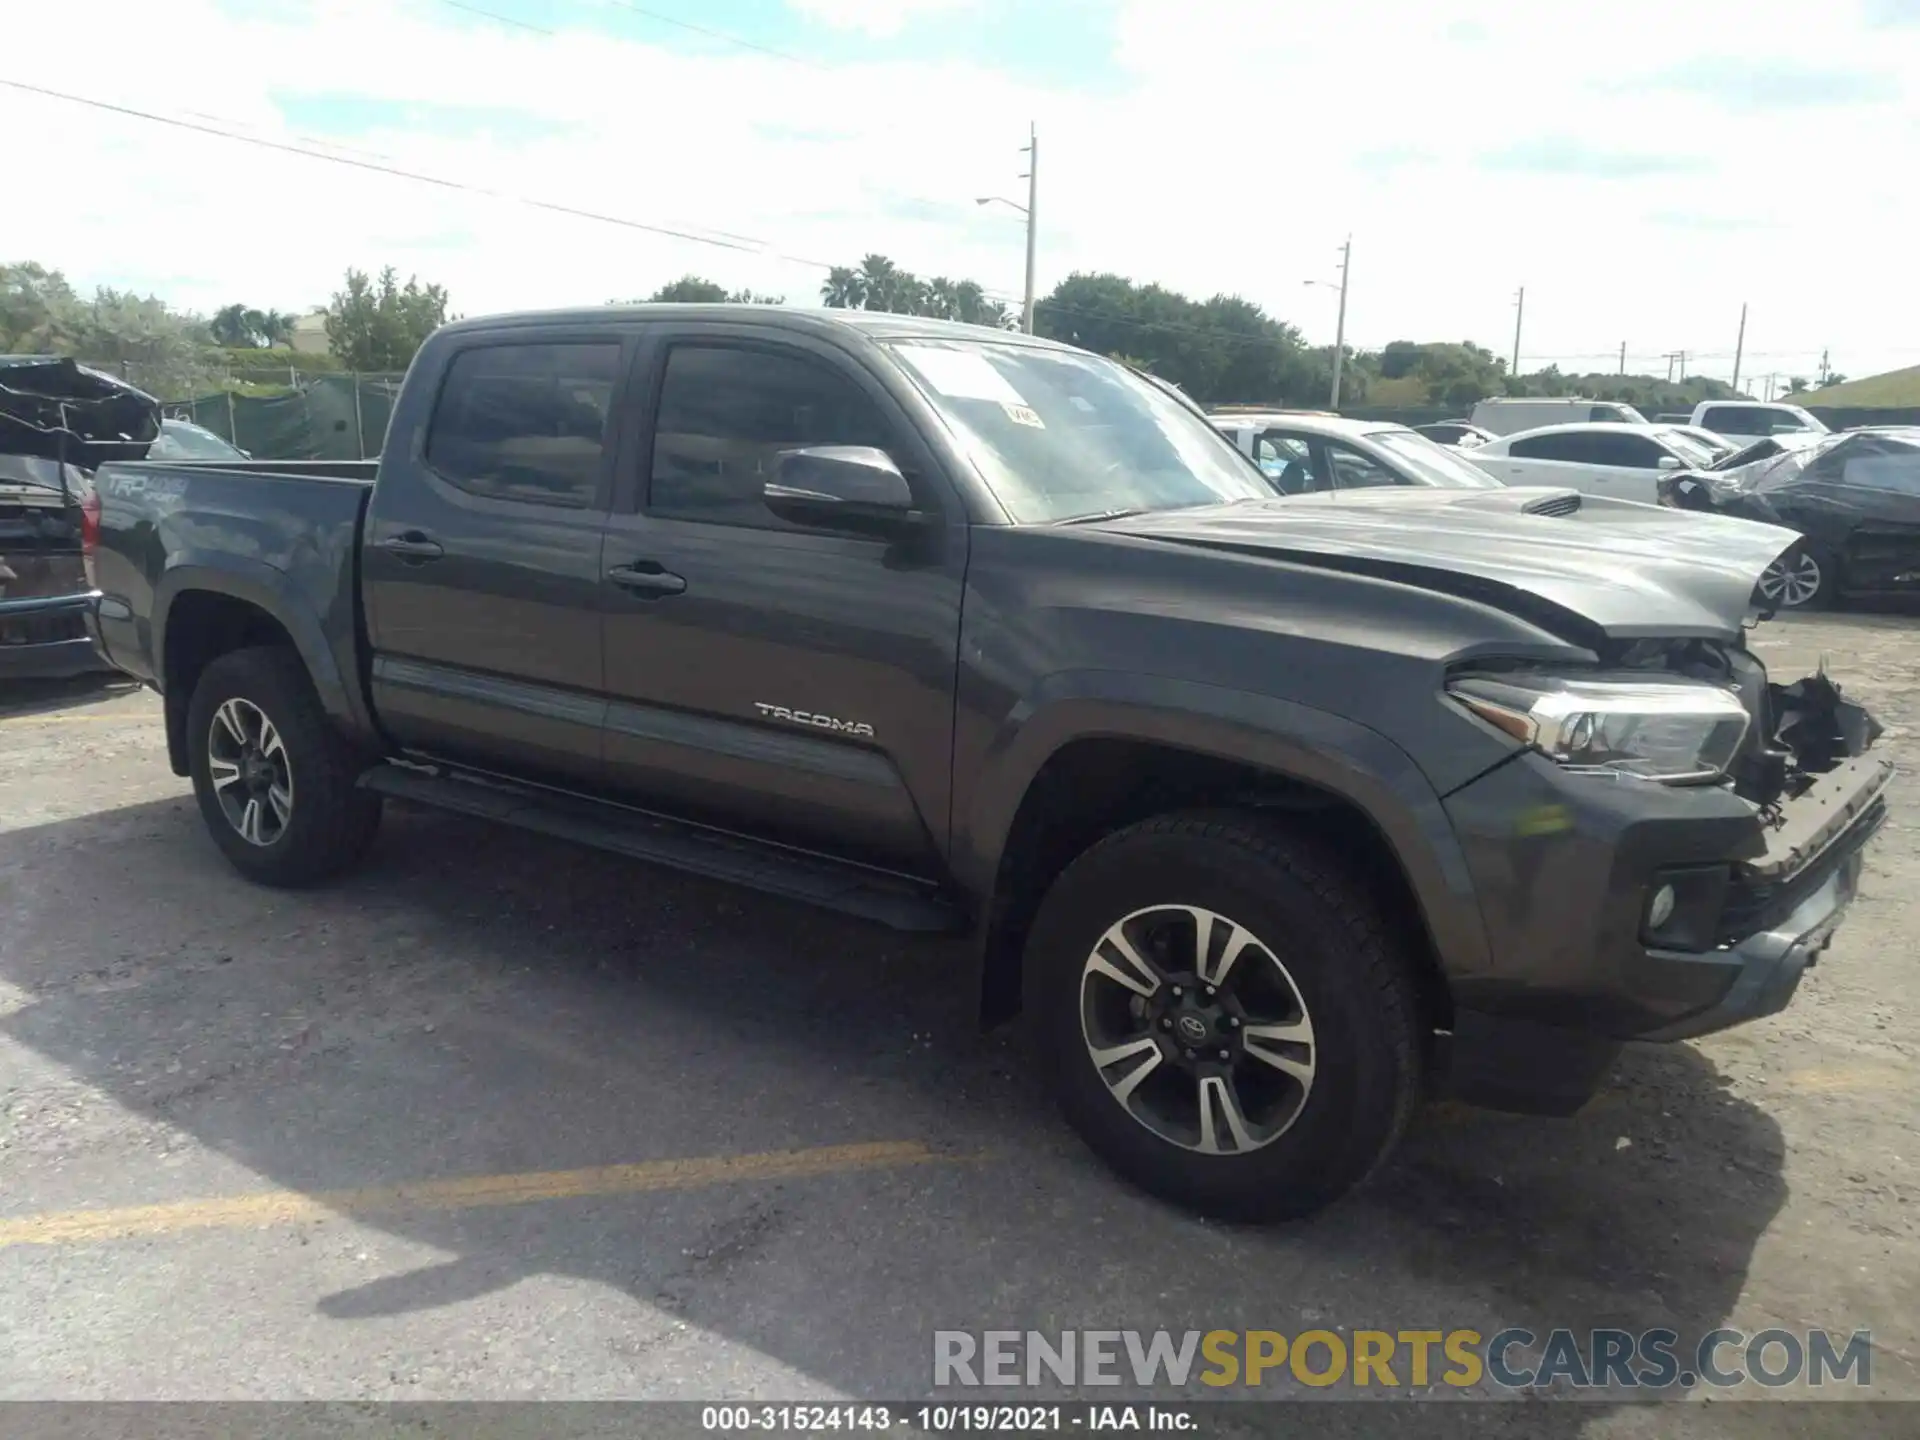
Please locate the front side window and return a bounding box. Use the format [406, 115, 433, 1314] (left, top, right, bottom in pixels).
[425, 342, 620, 507]
[1253, 431, 1317, 492]
[1584, 432, 1668, 468]
[889, 340, 1267, 524]
[648, 344, 899, 530]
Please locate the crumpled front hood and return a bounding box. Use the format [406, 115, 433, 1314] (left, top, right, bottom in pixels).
[1103, 486, 1803, 641]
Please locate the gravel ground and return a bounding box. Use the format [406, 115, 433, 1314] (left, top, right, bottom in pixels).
[1, 613, 1917, 1434]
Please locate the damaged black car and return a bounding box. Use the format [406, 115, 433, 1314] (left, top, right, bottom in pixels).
[0, 356, 159, 680]
[1659, 427, 1920, 610]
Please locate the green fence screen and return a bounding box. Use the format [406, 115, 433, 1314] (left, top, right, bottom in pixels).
[165, 374, 405, 460]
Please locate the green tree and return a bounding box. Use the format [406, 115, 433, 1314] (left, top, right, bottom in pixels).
[1786, 376, 1810, 393]
[1, 262, 82, 352]
[821, 265, 865, 309]
[648, 276, 732, 303]
[323, 267, 451, 371]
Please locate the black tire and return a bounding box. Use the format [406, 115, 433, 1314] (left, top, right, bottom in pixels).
[1756, 540, 1835, 611]
[1027, 811, 1423, 1221]
[186, 645, 382, 886]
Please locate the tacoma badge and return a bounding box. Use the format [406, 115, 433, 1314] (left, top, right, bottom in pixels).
[754, 702, 876, 739]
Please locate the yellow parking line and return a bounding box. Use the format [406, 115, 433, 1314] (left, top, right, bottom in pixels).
[0, 1140, 960, 1249]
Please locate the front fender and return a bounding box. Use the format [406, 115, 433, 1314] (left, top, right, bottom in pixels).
[956, 668, 1493, 983]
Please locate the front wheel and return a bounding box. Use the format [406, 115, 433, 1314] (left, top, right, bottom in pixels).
[1027, 812, 1423, 1221]
[1756, 542, 1834, 610]
[186, 646, 382, 885]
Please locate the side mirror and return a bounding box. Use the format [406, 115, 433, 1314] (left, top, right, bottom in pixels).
[765, 445, 926, 537]
[1656, 455, 1684, 471]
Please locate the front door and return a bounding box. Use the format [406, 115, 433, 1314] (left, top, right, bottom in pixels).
[596, 327, 969, 873]
[362, 334, 627, 790]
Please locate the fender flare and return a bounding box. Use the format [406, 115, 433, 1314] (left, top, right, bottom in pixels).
[957, 669, 1493, 984]
[154, 557, 374, 766]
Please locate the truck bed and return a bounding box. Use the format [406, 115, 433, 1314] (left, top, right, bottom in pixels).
[88, 458, 378, 697]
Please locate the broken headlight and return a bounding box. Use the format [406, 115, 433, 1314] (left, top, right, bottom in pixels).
[1449, 675, 1751, 783]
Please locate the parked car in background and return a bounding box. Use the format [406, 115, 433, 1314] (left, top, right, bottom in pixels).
[1663, 424, 1745, 465]
[1411, 420, 1495, 449]
[1690, 401, 1828, 448]
[86, 303, 1889, 1221]
[1209, 411, 1503, 493]
[2, 356, 158, 680]
[1468, 422, 1721, 504]
[1469, 397, 1649, 435]
[150, 417, 249, 460]
[1659, 427, 1920, 609]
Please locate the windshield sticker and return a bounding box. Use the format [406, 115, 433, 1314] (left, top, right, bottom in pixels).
[895, 345, 1026, 405]
[1002, 403, 1045, 429]
[1068, 395, 1095, 412]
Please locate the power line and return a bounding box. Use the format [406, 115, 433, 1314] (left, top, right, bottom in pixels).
[442, 0, 815, 66]
[0, 75, 820, 264]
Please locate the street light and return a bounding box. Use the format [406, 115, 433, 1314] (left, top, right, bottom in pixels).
[976, 123, 1039, 333]
[1303, 235, 1352, 410]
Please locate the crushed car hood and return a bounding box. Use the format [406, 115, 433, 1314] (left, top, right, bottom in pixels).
[1103, 486, 1803, 642]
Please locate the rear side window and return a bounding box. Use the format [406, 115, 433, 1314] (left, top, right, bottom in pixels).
[1509, 433, 1586, 461]
[425, 342, 622, 508]
[1700, 405, 1762, 433]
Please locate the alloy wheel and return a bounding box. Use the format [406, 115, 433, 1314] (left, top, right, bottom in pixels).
[206, 697, 294, 846]
[1758, 550, 1823, 608]
[1079, 904, 1316, 1155]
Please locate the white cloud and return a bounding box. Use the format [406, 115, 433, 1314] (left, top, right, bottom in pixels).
[3, 0, 1918, 384]
[787, 0, 975, 38]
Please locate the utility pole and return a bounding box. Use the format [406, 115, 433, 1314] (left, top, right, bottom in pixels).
[1020, 123, 1038, 334]
[1618, 341, 1626, 376]
[1511, 286, 1525, 376]
[1663, 350, 1688, 383]
[1731, 303, 1747, 393]
[1818, 348, 1830, 387]
[1329, 236, 1352, 410]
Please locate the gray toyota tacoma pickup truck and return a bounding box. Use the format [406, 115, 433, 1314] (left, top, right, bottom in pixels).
[85, 305, 1891, 1219]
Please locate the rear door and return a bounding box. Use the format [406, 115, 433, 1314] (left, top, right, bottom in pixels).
[362, 331, 627, 790]
[595, 325, 969, 872]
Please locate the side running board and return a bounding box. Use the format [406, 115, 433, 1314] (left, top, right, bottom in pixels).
[357, 763, 966, 935]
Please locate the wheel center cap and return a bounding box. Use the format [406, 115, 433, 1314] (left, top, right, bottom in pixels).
[1173, 1012, 1211, 1045]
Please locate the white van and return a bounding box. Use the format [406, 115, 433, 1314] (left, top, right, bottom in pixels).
[1469, 397, 1649, 435]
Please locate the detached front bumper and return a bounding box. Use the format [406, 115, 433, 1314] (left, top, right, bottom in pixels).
[0, 589, 111, 680]
[1439, 747, 1892, 1116]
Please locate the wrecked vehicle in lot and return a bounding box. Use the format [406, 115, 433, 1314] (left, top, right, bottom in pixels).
[84, 306, 1893, 1220]
[1, 356, 158, 680]
[1660, 427, 1920, 609]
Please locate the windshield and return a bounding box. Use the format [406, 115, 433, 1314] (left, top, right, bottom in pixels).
[1369, 430, 1505, 488]
[1654, 428, 1719, 466]
[885, 340, 1269, 523]
[151, 421, 245, 460]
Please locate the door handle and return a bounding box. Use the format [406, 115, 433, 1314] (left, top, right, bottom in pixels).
[377, 531, 445, 561]
[606, 561, 687, 597]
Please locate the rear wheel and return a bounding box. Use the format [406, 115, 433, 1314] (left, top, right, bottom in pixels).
[186, 646, 381, 885]
[1757, 542, 1834, 610]
[1028, 812, 1423, 1221]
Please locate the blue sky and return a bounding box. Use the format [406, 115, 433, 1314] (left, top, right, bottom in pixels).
[12, 0, 1920, 386]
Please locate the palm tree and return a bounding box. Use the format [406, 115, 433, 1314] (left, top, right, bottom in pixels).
[923, 277, 960, 321]
[210, 303, 253, 347]
[821, 266, 866, 309]
[257, 309, 296, 346]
